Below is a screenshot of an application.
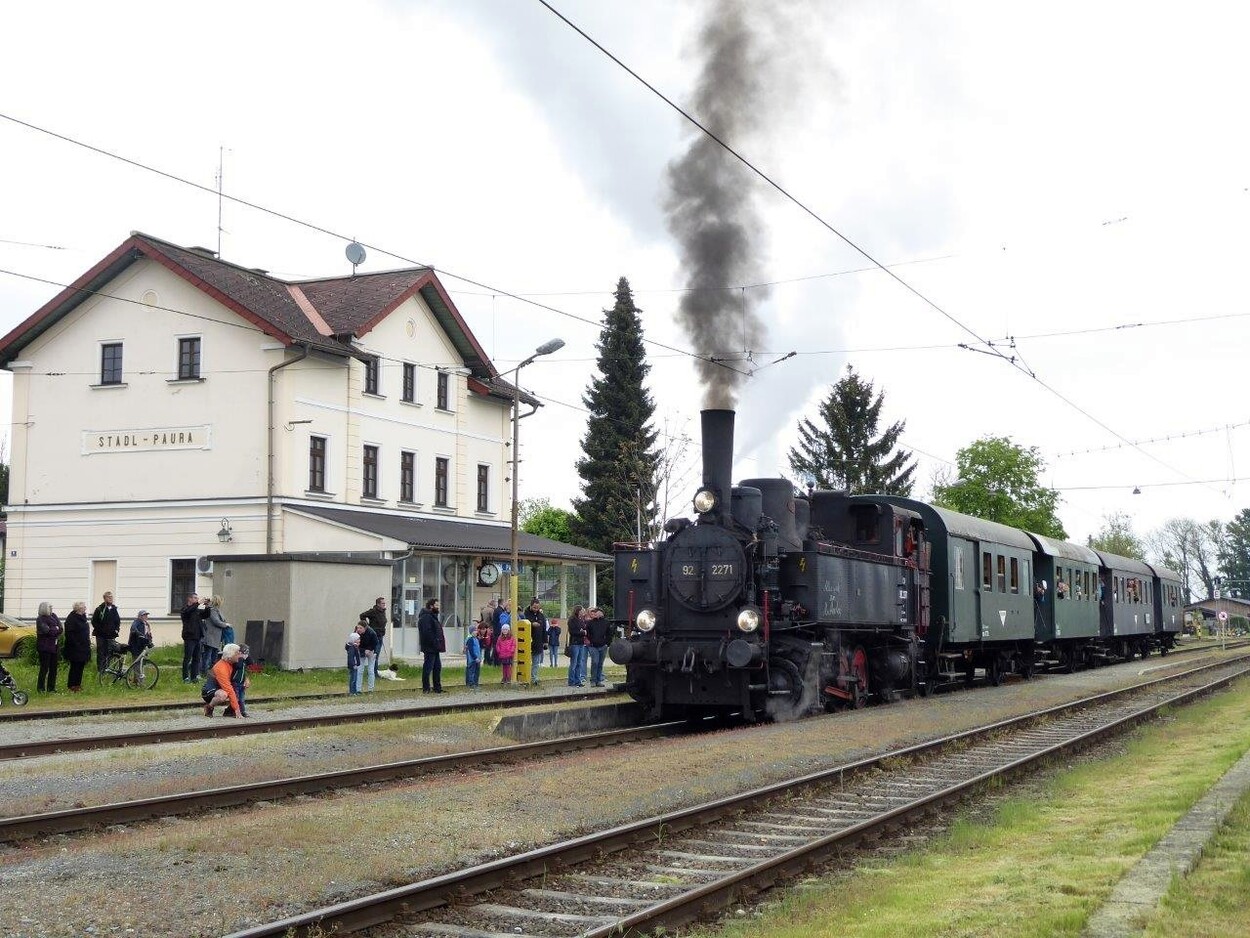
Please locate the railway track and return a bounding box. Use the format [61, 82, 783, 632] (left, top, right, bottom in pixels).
[0, 687, 622, 761]
[223, 652, 1250, 938]
[0, 721, 684, 843]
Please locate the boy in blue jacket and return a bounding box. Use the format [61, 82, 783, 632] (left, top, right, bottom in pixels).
[463, 628, 482, 688]
[346, 632, 363, 695]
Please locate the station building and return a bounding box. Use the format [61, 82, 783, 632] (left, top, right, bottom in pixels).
[0, 233, 605, 666]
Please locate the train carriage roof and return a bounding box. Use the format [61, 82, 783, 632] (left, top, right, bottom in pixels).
[874, 497, 1035, 550]
[1092, 549, 1155, 576]
[1026, 532, 1101, 565]
[1147, 562, 1184, 583]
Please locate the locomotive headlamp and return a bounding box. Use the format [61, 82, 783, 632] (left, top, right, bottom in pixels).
[736, 608, 761, 632]
[693, 488, 717, 514]
[636, 609, 657, 632]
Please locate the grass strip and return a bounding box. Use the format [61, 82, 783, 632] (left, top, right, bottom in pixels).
[1142, 789, 1250, 937]
[685, 678, 1250, 938]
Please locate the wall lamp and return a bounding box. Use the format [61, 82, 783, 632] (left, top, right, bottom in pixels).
[217, 518, 234, 543]
[285, 419, 314, 432]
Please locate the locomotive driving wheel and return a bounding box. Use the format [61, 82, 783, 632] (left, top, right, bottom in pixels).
[851, 646, 869, 709]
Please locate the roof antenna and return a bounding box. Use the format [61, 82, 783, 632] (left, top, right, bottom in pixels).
[215, 145, 229, 257]
[345, 241, 366, 277]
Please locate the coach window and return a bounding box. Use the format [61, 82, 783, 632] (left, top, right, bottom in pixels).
[982, 552, 993, 590]
[996, 555, 1006, 593]
[1009, 557, 1019, 593]
[954, 550, 965, 590]
[1114, 577, 1121, 603]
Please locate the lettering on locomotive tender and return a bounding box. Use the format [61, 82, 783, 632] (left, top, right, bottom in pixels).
[83, 425, 212, 454]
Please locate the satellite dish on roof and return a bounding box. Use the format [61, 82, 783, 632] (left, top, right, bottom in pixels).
[346, 242, 366, 274]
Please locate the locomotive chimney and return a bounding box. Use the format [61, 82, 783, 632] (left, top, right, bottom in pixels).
[700, 409, 735, 521]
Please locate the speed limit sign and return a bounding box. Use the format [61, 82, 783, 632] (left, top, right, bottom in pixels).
[1218, 610, 1229, 622]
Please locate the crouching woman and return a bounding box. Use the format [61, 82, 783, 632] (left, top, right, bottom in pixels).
[202, 643, 246, 717]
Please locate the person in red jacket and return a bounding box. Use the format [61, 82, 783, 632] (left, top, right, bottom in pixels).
[202, 644, 245, 717]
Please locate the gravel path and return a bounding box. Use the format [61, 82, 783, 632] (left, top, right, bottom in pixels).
[0, 647, 1243, 938]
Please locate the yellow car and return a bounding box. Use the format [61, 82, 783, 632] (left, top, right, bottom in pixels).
[0, 615, 36, 658]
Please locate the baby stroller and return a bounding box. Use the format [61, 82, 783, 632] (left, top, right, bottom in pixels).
[0, 661, 28, 707]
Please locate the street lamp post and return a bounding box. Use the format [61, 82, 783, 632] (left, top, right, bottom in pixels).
[509, 338, 565, 625]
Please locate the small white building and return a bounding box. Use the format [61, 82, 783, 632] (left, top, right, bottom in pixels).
[0, 233, 604, 664]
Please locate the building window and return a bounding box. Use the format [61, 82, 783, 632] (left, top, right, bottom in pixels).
[177, 337, 201, 379]
[309, 436, 327, 492]
[437, 371, 450, 410]
[364, 358, 380, 395]
[101, 342, 123, 385]
[435, 457, 449, 507]
[170, 559, 196, 615]
[402, 363, 416, 403]
[400, 451, 415, 502]
[477, 464, 490, 512]
[363, 445, 379, 499]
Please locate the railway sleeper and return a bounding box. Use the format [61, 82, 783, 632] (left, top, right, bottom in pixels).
[518, 888, 652, 909]
[473, 903, 617, 927]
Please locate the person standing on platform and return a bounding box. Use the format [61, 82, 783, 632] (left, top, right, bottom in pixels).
[355, 619, 378, 693]
[565, 605, 587, 687]
[180, 593, 205, 683]
[463, 625, 482, 688]
[63, 601, 92, 692]
[495, 623, 516, 684]
[525, 599, 548, 685]
[91, 591, 120, 674]
[360, 597, 389, 676]
[417, 598, 445, 694]
[546, 618, 562, 668]
[586, 607, 614, 687]
[346, 631, 363, 695]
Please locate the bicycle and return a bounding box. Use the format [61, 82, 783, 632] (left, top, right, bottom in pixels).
[98, 642, 160, 690]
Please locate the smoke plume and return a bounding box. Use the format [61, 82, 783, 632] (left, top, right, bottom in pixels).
[665, 0, 775, 409]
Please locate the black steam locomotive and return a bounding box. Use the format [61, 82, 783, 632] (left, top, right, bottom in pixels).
[608, 409, 1184, 721]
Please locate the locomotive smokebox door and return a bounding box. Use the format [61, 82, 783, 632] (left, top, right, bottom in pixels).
[615, 550, 656, 615]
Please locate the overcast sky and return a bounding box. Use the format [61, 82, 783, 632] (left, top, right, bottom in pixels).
[2, 0, 1248, 547]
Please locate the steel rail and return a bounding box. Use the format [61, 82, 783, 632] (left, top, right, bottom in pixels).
[0, 721, 682, 843]
[222, 652, 1250, 938]
[0, 688, 621, 761]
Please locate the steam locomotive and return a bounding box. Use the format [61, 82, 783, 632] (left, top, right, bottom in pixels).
[608, 409, 1185, 721]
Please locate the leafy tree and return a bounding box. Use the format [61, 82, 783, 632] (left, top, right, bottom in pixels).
[571, 278, 661, 608]
[1087, 512, 1145, 560]
[788, 366, 915, 495]
[932, 436, 1066, 539]
[1219, 508, 1250, 598]
[1147, 518, 1224, 601]
[519, 498, 576, 545]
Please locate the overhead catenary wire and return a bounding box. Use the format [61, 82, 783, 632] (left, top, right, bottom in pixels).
[532, 0, 1216, 494]
[0, 111, 749, 381]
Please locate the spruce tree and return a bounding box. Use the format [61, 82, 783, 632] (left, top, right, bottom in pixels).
[571, 278, 660, 610]
[788, 366, 915, 495]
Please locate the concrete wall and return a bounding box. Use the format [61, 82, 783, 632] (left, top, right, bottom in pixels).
[211, 556, 391, 669]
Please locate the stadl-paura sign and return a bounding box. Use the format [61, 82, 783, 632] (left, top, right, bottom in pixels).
[82, 425, 212, 454]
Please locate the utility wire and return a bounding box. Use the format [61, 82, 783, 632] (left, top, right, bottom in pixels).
[533, 0, 1212, 491]
[0, 111, 749, 380]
